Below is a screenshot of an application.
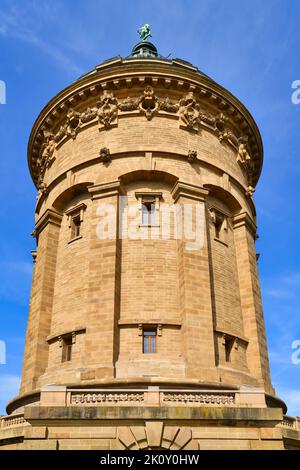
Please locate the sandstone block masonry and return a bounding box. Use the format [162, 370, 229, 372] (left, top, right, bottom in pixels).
[2, 41, 298, 450]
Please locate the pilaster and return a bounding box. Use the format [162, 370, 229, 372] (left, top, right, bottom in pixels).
[171, 181, 217, 380]
[83, 181, 123, 379]
[233, 212, 273, 393]
[20, 210, 63, 394]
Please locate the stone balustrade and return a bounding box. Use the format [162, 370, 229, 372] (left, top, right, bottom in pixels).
[280, 415, 300, 430]
[0, 413, 26, 428]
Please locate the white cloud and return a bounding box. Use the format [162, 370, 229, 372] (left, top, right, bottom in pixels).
[276, 387, 300, 417]
[0, 374, 20, 413]
[0, 2, 84, 74]
[263, 288, 295, 300]
[0, 259, 32, 305]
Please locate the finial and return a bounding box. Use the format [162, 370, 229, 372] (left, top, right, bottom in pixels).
[138, 24, 152, 41]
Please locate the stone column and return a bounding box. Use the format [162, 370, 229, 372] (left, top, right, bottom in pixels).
[20, 209, 62, 394]
[171, 181, 217, 381]
[83, 181, 122, 380]
[233, 212, 273, 393]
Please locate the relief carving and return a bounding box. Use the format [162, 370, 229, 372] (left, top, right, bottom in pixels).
[71, 392, 145, 404]
[138, 85, 159, 120]
[80, 106, 98, 123]
[237, 136, 255, 187]
[159, 96, 179, 113]
[118, 86, 160, 120]
[162, 392, 235, 405]
[245, 185, 255, 197]
[99, 147, 111, 163]
[65, 108, 81, 139]
[97, 90, 118, 129]
[237, 137, 251, 164]
[54, 124, 68, 143]
[187, 150, 197, 163]
[34, 87, 255, 186]
[215, 112, 234, 144]
[118, 96, 140, 112]
[178, 91, 201, 131]
[36, 130, 56, 193]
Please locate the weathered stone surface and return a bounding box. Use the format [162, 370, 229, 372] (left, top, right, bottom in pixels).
[1, 40, 299, 451]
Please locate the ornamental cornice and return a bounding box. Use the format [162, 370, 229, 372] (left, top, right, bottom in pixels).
[28, 65, 263, 190]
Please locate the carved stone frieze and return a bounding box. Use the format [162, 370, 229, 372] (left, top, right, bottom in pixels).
[36, 181, 48, 200]
[237, 136, 255, 185]
[97, 90, 118, 130]
[159, 96, 179, 113]
[245, 185, 255, 198]
[33, 87, 254, 188]
[2, 414, 26, 427]
[237, 137, 251, 164]
[178, 91, 201, 131]
[65, 108, 81, 139]
[36, 130, 56, 189]
[54, 124, 67, 143]
[118, 96, 140, 112]
[80, 106, 98, 123]
[71, 392, 145, 405]
[162, 392, 235, 405]
[214, 112, 235, 144]
[138, 85, 159, 120]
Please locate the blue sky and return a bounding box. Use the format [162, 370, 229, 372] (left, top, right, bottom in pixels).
[0, 0, 299, 416]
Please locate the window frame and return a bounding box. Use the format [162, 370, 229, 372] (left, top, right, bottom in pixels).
[61, 335, 73, 363]
[210, 207, 229, 245]
[143, 327, 157, 354]
[135, 192, 162, 227]
[65, 203, 87, 243]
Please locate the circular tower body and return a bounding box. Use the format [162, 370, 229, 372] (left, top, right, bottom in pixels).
[2, 41, 298, 450]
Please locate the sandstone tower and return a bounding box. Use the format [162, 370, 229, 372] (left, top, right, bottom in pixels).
[1, 36, 299, 450]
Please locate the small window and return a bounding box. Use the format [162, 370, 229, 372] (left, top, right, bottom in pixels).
[142, 199, 155, 225]
[66, 203, 87, 242]
[225, 337, 234, 363]
[214, 212, 225, 239]
[71, 214, 81, 239]
[143, 328, 157, 354]
[135, 192, 162, 227]
[62, 336, 72, 362]
[210, 209, 227, 242]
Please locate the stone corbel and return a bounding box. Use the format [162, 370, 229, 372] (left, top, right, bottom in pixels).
[47, 327, 86, 344]
[72, 332, 76, 344]
[31, 250, 37, 264]
[232, 212, 257, 238]
[187, 150, 197, 163]
[171, 181, 209, 203]
[99, 147, 111, 163]
[88, 180, 124, 200]
[32, 209, 63, 238]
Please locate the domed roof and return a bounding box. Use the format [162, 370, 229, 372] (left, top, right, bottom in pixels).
[27, 36, 263, 190]
[77, 39, 214, 84]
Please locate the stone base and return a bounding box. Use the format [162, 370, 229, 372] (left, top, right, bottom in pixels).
[1, 385, 299, 450]
[1, 405, 300, 450]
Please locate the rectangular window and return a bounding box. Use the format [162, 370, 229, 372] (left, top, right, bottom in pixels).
[143, 329, 157, 353]
[66, 203, 87, 243]
[141, 200, 155, 225]
[225, 337, 234, 363]
[62, 336, 72, 362]
[71, 214, 81, 239]
[214, 212, 225, 239]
